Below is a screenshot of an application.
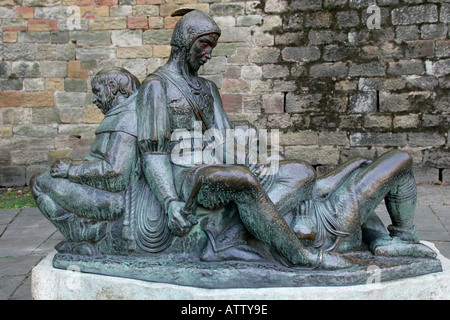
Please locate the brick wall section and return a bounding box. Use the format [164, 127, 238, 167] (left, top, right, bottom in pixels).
[0, 0, 449, 186]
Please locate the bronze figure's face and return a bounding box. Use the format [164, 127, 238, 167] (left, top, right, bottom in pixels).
[186, 33, 219, 72]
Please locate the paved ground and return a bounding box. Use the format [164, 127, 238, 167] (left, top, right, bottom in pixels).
[0, 184, 449, 300]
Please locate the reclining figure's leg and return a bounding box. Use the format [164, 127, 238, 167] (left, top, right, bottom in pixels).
[183, 165, 351, 269]
[355, 150, 435, 257]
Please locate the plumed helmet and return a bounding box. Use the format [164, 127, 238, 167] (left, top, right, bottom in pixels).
[170, 8, 221, 51]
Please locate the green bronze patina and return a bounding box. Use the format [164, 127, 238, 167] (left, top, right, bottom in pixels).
[31, 9, 442, 288]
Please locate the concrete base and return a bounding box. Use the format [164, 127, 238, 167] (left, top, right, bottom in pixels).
[32, 241, 450, 300]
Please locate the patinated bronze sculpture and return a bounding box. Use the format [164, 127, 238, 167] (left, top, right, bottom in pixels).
[32, 9, 441, 288]
[31, 67, 140, 255]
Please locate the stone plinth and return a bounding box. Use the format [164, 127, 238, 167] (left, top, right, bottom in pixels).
[31, 241, 450, 300]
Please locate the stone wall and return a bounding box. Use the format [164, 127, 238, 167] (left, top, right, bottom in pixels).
[0, 0, 448, 186]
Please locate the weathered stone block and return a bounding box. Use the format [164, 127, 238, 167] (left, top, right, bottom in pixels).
[55, 92, 92, 108]
[147, 17, 164, 29]
[405, 75, 438, 91]
[127, 16, 148, 29]
[28, 19, 58, 32]
[388, 60, 424, 76]
[394, 114, 420, 129]
[336, 11, 360, 28]
[0, 92, 21, 108]
[40, 61, 68, 78]
[83, 107, 104, 124]
[262, 92, 284, 114]
[249, 47, 280, 64]
[143, 29, 173, 45]
[274, 32, 303, 46]
[132, 5, 159, 16]
[436, 40, 450, 58]
[15, 7, 34, 19]
[349, 92, 377, 113]
[21, 92, 55, 108]
[221, 79, 251, 94]
[285, 93, 322, 112]
[364, 115, 392, 129]
[110, 5, 133, 17]
[89, 17, 127, 30]
[76, 47, 116, 60]
[58, 124, 98, 137]
[309, 30, 347, 45]
[2, 108, 31, 125]
[282, 46, 320, 62]
[0, 79, 22, 91]
[48, 149, 70, 162]
[32, 107, 60, 124]
[323, 45, 358, 62]
[405, 40, 434, 58]
[64, 78, 87, 92]
[310, 62, 348, 78]
[35, 44, 76, 61]
[201, 56, 227, 75]
[392, 5, 438, 25]
[0, 166, 26, 187]
[440, 3, 450, 23]
[11, 150, 48, 165]
[122, 59, 147, 79]
[210, 3, 245, 16]
[273, 80, 296, 92]
[289, 0, 322, 11]
[340, 147, 377, 163]
[241, 65, 262, 80]
[284, 146, 340, 166]
[0, 126, 13, 139]
[220, 27, 251, 43]
[421, 24, 448, 40]
[23, 78, 45, 92]
[350, 132, 407, 147]
[280, 131, 318, 146]
[395, 25, 419, 41]
[265, 0, 288, 13]
[34, 6, 68, 20]
[237, 15, 262, 27]
[379, 92, 410, 112]
[4, 43, 36, 61]
[70, 31, 111, 46]
[152, 45, 171, 58]
[11, 61, 41, 78]
[304, 11, 332, 29]
[426, 59, 450, 76]
[67, 60, 90, 79]
[13, 125, 57, 138]
[408, 132, 446, 148]
[349, 62, 386, 77]
[18, 31, 50, 43]
[261, 64, 289, 79]
[111, 30, 143, 47]
[262, 15, 282, 31]
[221, 94, 243, 113]
[423, 149, 450, 168]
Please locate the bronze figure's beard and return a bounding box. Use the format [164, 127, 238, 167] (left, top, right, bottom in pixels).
[97, 93, 118, 115]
